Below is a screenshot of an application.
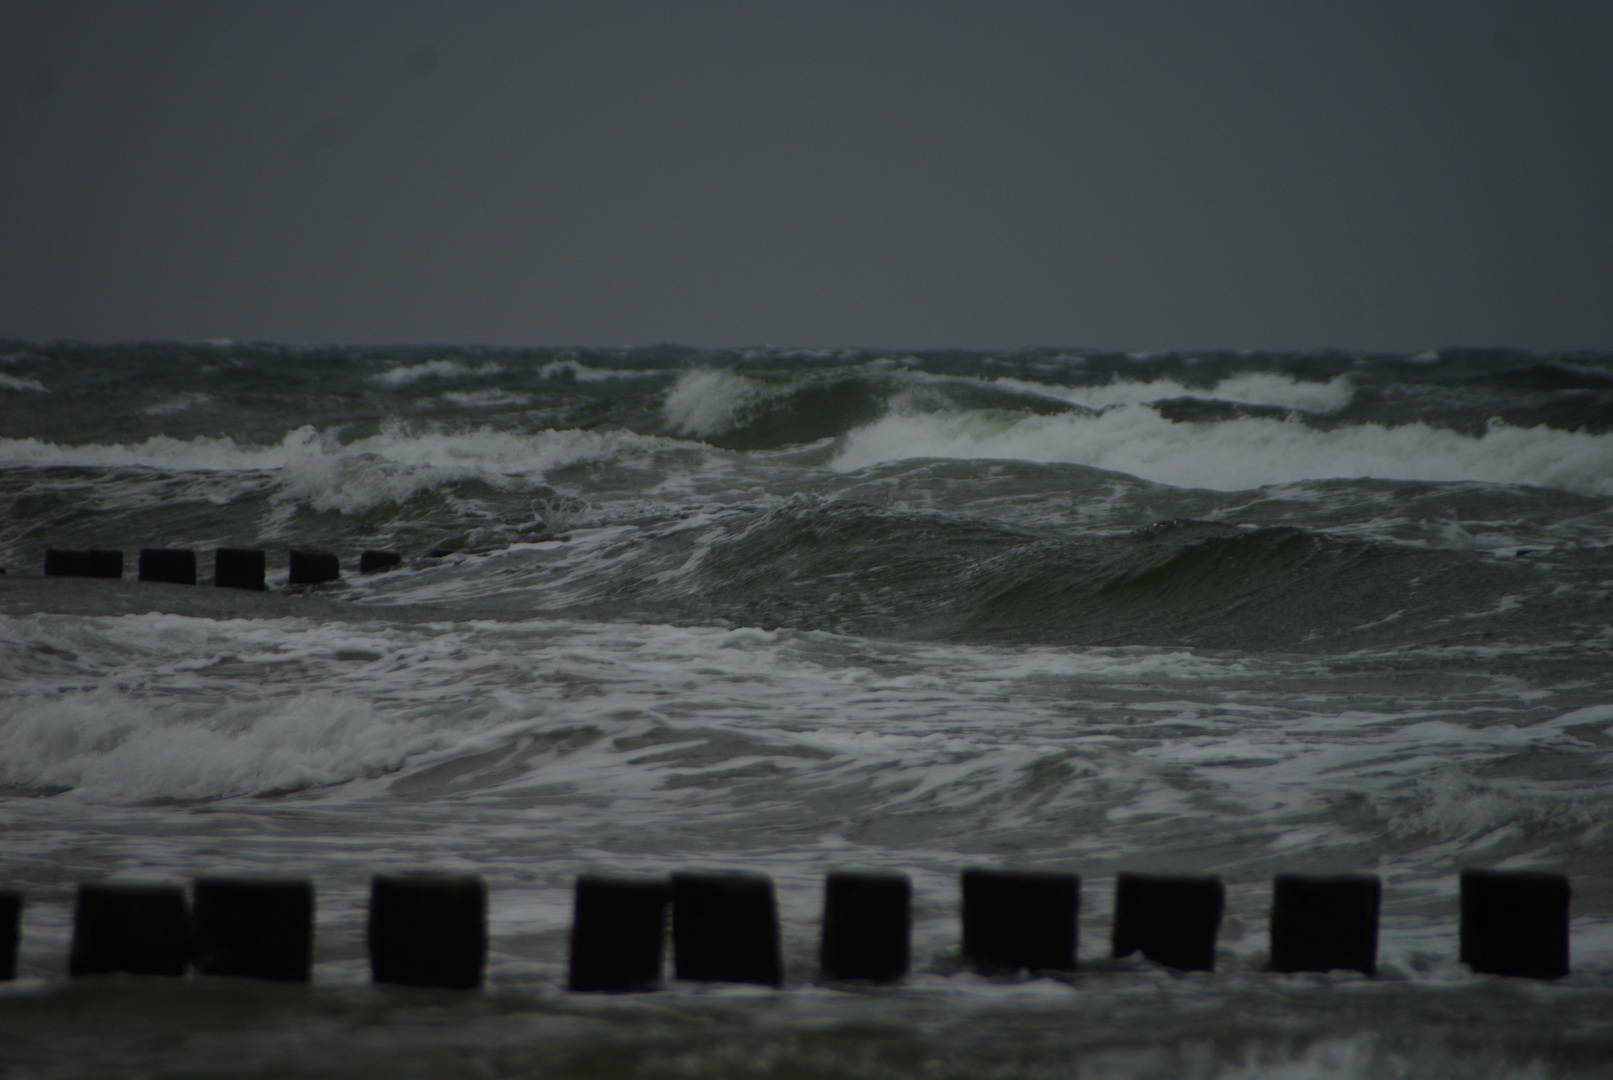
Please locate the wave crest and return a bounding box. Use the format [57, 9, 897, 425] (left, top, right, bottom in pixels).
[0, 424, 697, 514]
[1009, 372, 1358, 413]
[830, 408, 1613, 496]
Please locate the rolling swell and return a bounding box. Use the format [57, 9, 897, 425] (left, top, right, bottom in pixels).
[662, 367, 1086, 451]
[676, 500, 1543, 650]
[963, 520, 1481, 649]
[685, 376, 888, 450]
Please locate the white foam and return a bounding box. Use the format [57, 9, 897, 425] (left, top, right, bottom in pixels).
[1213, 1036, 1380, 1080]
[0, 373, 48, 393]
[0, 612, 536, 801]
[0, 684, 446, 802]
[0, 612, 1251, 806]
[831, 408, 1613, 496]
[371, 359, 503, 386]
[3, 606, 1608, 1000]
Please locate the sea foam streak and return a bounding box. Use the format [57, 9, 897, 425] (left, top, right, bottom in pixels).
[832, 407, 1613, 496]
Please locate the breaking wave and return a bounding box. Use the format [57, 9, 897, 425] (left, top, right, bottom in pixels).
[0, 424, 702, 514]
[831, 408, 1613, 496]
[658, 366, 1613, 495]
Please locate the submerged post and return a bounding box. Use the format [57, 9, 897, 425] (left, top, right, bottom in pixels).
[819, 870, 910, 983]
[1460, 869, 1569, 979]
[568, 874, 670, 992]
[215, 548, 266, 591]
[671, 871, 782, 987]
[44, 549, 123, 578]
[289, 549, 340, 585]
[359, 550, 402, 574]
[193, 877, 314, 982]
[368, 874, 487, 989]
[1269, 873, 1380, 976]
[1111, 872, 1224, 972]
[69, 883, 192, 977]
[138, 548, 196, 585]
[961, 868, 1079, 975]
[1, 890, 20, 981]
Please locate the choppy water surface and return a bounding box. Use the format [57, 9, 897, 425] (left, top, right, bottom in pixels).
[1, 343, 1611, 1078]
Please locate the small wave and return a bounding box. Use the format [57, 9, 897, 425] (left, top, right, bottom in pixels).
[372, 359, 503, 386]
[440, 389, 533, 407]
[830, 407, 1613, 496]
[142, 392, 214, 416]
[0, 431, 287, 471]
[0, 373, 49, 393]
[537, 359, 667, 382]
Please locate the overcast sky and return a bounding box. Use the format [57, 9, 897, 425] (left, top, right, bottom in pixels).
[2, 1, 1610, 351]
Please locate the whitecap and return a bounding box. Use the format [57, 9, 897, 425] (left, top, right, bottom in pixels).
[371, 359, 503, 385]
[0, 373, 48, 393]
[999, 372, 1358, 413]
[537, 359, 666, 382]
[830, 407, 1613, 496]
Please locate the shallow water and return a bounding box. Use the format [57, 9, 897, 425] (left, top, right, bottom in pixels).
[2, 343, 1611, 1077]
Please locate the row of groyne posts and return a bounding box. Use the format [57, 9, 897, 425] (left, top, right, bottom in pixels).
[0, 869, 1574, 989]
[29, 547, 403, 586]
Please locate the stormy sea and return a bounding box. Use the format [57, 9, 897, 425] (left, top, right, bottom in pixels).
[1, 342, 1610, 1079]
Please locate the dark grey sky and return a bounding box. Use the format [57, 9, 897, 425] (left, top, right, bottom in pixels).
[3, 1, 1610, 350]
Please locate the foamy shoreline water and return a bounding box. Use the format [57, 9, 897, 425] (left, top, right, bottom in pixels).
[2, 344, 1611, 1077]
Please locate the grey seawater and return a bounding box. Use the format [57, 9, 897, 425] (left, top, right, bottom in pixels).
[1, 344, 1611, 1078]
